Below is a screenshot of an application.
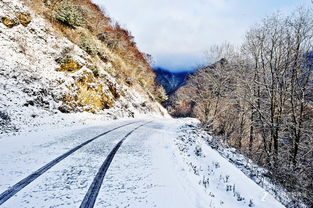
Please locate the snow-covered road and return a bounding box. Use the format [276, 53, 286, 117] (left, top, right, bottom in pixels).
[0, 119, 285, 208]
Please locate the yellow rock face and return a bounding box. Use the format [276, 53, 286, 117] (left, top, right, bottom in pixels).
[17, 13, 32, 27]
[64, 72, 115, 112]
[1, 17, 18, 28]
[57, 59, 82, 73]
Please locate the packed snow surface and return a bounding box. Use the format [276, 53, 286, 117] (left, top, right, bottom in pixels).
[0, 118, 285, 208]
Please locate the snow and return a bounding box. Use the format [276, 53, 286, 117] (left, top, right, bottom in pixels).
[0, 118, 286, 208]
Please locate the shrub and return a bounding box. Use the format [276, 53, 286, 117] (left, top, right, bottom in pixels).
[55, 47, 73, 64]
[0, 111, 17, 133]
[91, 66, 99, 77]
[97, 52, 109, 63]
[43, 0, 52, 7]
[54, 1, 85, 28]
[156, 86, 168, 103]
[97, 32, 118, 50]
[80, 35, 98, 56]
[125, 77, 133, 86]
[97, 32, 108, 42]
[139, 78, 147, 87]
[0, 111, 10, 124]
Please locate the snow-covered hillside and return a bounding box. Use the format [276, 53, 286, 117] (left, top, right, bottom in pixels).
[0, 0, 168, 135]
[0, 118, 286, 208]
[173, 119, 296, 208]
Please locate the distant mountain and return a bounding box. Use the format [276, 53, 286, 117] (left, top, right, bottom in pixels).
[154, 67, 192, 95]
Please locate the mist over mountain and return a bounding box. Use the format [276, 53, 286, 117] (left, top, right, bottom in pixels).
[154, 67, 192, 95]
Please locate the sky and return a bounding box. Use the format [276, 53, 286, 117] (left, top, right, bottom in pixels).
[93, 0, 312, 72]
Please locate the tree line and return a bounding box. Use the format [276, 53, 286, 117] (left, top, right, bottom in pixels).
[167, 8, 313, 207]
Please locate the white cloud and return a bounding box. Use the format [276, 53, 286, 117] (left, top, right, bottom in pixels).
[93, 0, 312, 71]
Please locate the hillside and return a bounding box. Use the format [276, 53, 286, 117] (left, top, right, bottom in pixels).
[0, 0, 168, 134]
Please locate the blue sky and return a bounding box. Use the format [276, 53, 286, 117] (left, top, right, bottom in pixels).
[93, 0, 312, 72]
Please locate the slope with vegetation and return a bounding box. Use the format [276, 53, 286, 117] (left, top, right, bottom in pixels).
[166, 8, 313, 207]
[0, 0, 168, 134]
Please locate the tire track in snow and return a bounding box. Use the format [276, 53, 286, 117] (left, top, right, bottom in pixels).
[0, 121, 139, 205]
[80, 121, 152, 208]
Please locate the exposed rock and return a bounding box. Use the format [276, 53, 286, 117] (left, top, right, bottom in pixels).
[17, 13, 31, 27]
[97, 52, 109, 63]
[58, 105, 72, 113]
[56, 59, 83, 73]
[63, 71, 115, 112]
[1, 17, 19, 28]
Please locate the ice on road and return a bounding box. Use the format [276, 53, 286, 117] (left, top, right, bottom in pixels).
[0, 118, 285, 208]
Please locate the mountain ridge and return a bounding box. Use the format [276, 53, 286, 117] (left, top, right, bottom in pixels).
[154, 67, 191, 95]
